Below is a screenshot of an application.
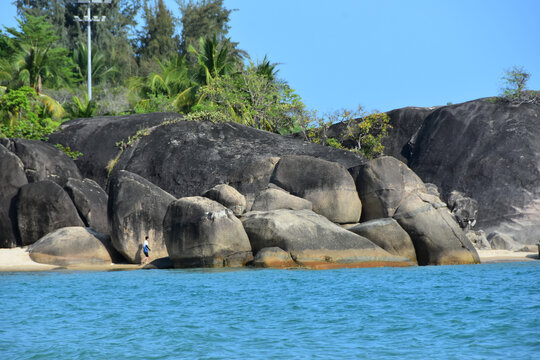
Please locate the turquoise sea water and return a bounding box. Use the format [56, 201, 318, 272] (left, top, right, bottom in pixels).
[1, 262, 539, 359]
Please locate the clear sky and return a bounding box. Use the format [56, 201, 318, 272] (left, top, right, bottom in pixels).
[1, 0, 539, 113]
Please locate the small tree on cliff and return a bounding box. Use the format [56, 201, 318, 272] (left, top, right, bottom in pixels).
[500, 66, 538, 104]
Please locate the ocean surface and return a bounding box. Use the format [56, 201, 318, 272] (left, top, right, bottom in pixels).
[1, 262, 538, 359]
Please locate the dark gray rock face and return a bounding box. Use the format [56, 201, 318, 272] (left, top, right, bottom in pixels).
[164, 196, 253, 268]
[47, 113, 177, 188]
[0, 145, 27, 248]
[406, 100, 540, 244]
[270, 155, 362, 223]
[348, 218, 417, 263]
[202, 184, 246, 216]
[112, 119, 363, 199]
[5, 138, 81, 186]
[349, 156, 426, 222]
[241, 209, 413, 269]
[108, 170, 176, 263]
[227, 157, 281, 210]
[16, 181, 84, 246]
[383, 107, 437, 163]
[28, 226, 122, 266]
[251, 188, 313, 212]
[64, 178, 109, 235]
[447, 191, 478, 229]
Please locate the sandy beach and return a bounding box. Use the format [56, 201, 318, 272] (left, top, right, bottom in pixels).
[0, 246, 538, 272]
[0, 247, 142, 272]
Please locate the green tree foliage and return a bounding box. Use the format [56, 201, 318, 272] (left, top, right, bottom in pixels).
[188, 35, 240, 85]
[178, 0, 232, 54]
[194, 62, 306, 132]
[136, 0, 180, 75]
[4, 15, 78, 92]
[346, 111, 392, 159]
[72, 43, 117, 86]
[0, 86, 65, 140]
[499, 66, 538, 104]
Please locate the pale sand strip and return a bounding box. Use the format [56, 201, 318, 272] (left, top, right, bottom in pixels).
[476, 249, 539, 263]
[0, 247, 538, 272]
[0, 247, 141, 272]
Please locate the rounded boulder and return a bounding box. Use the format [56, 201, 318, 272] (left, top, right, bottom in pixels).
[164, 196, 253, 268]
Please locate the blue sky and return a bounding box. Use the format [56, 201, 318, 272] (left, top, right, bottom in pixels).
[2, 0, 539, 113]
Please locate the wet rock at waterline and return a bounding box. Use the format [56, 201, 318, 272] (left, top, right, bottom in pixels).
[348, 218, 417, 263]
[241, 209, 414, 269]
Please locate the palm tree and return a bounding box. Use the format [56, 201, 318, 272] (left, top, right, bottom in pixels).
[72, 43, 117, 86]
[188, 35, 239, 86]
[6, 15, 77, 93]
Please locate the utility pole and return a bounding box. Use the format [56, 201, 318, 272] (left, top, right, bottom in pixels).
[74, 0, 111, 101]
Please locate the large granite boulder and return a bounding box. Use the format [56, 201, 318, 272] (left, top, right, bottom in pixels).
[349, 156, 426, 221]
[241, 209, 413, 269]
[251, 187, 313, 212]
[0, 145, 28, 248]
[202, 184, 246, 216]
[270, 155, 362, 223]
[4, 138, 82, 186]
[108, 119, 363, 199]
[350, 156, 479, 265]
[394, 192, 480, 265]
[348, 218, 417, 263]
[406, 99, 540, 244]
[28, 227, 122, 266]
[164, 196, 253, 268]
[108, 170, 176, 263]
[47, 112, 176, 189]
[16, 180, 84, 246]
[64, 178, 109, 235]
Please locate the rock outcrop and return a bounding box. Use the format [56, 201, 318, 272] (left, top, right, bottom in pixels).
[108, 170, 176, 263]
[5, 138, 82, 186]
[202, 184, 246, 216]
[47, 113, 177, 189]
[251, 187, 313, 212]
[28, 226, 121, 266]
[348, 218, 417, 263]
[16, 180, 84, 246]
[164, 196, 253, 268]
[350, 156, 480, 265]
[0, 145, 27, 248]
[109, 118, 363, 199]
[349, 156, 426, 221]
[64, 178, 109, 235]
[405, 99, 540, 244]
[270, 155, 362, 223]
[241, 209, 413, 269]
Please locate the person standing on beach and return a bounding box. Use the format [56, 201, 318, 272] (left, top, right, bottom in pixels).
[142, 236, 151, 265]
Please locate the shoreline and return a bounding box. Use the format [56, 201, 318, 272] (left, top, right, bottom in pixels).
[0, 247, 538, 272]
